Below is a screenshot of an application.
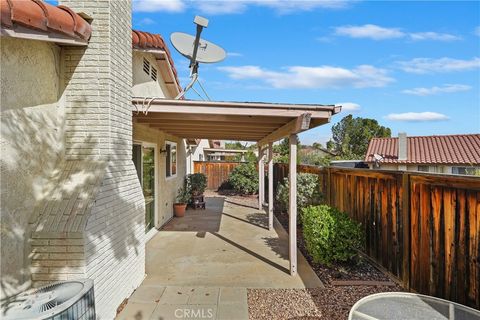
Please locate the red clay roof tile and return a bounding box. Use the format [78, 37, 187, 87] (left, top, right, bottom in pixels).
[365, 134, 480, 165]
[1, 0, 91, 42]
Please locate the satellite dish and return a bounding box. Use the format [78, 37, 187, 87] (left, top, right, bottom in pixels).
[373, 153, 384, 168]
[171, 32, 226, 64]
[170, 15, 226, 100]
[373, 153, 384, 162]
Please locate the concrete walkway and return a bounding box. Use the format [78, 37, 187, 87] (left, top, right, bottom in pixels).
[116, 195, 322, 319]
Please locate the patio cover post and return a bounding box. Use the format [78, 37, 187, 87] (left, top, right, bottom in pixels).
[289, 134, 297, 276]
[258, 147, 264, 211]
[268, 142, 274, 230]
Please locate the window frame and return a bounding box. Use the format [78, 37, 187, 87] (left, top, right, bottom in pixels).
[165, 140, 177, 179]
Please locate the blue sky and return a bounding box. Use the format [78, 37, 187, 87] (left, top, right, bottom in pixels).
[55, 0, 480, 145]
[131, 0, 480, 145]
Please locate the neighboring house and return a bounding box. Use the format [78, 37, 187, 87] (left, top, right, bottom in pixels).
[365, 133, 480, 175]
[1, 1, 184, 318]
[186, 139, 250, 173]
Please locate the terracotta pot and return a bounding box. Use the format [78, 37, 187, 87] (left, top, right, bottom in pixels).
[173, 203, 187, 217]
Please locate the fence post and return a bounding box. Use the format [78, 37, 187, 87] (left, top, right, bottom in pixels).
[402, 172, 411, 291]
[326, 167, 332, 206]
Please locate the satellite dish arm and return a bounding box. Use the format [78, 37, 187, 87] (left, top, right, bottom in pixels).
[175, 72, 198, 100]
[190, 24, 203, 70]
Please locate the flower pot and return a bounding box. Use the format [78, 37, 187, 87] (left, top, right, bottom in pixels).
[173, 203, 187, 217]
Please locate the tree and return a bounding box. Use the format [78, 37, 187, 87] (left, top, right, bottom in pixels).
[328, 115, 391, 159]
[273, 137, 300, 163]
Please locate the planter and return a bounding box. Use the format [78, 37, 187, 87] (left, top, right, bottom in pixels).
[173, 203, 187, 217]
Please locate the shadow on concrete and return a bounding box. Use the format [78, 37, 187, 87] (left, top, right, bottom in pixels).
[211, 232, 289, 274]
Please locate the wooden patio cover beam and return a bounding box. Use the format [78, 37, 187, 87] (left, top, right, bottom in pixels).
[132, 98, 340, 142]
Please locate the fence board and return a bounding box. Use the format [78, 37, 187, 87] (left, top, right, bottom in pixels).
[199, 161, 480, 308]
[273, 163, 480, 309]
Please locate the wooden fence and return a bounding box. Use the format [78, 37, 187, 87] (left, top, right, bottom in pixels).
[193, 161, 243, 190]
[273, 163, 480, 309]
[194, 160, 480, 308]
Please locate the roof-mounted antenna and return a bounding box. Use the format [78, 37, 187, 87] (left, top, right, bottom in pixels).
[171, 16, 226, 100]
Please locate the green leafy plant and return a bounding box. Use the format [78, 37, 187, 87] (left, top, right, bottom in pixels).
[228, 162, 258, 195]
[186, 173, 207, 196]
[301, 205, 363, 265]
[275, 173, 322, 220]
[175, 187, 191, 204]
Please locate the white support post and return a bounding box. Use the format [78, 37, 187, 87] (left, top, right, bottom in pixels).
[268, 142, 274, 230]
[258, 147, 263, 211]
[289, 134, 297, 276]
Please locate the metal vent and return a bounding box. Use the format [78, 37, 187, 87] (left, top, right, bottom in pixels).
[1, 279, 95, 320]
[151, 66, 157, 81]
[143, 58, 150, 74]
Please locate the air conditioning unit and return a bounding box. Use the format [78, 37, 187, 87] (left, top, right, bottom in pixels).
[2, 279, 95, 320]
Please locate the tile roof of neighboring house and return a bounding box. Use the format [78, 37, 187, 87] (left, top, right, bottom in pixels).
[1, 0, 92, 42]
[132, 29, 181, 92]
[365, 134, 480, 165]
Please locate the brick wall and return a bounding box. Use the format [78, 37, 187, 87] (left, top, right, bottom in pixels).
[49, 1, 146, 319]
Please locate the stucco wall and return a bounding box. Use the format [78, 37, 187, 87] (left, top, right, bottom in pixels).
[132, 51, 170, 98]
[0, 37, 63, 298]
[133, 123, 187, 227]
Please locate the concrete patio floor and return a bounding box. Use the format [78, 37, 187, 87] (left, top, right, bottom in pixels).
[117, 195, 322, 319]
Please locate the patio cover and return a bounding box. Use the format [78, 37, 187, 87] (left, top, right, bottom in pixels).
[132, 99, 341, 145]
[132, 98, 341, 276]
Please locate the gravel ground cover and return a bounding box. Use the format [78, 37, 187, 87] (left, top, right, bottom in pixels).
[206, 191, 404, 319]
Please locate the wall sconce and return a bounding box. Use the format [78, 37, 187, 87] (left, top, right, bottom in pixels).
[159, 148, 168, 155]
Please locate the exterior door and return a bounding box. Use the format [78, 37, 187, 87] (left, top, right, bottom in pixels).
[133, 143, 157, 233]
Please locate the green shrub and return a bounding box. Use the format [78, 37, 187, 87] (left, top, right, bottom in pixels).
[186, 173, 207, 196]
[228, 162, 258, 195]
[275, 173, 322, 218]
[301, 205, 363, 265]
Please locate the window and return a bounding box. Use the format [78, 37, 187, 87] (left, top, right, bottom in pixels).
[452, 166, 480, 176]
[151, 66, 157, 81]
[417, 165, 429, 172]
[143, 58, 150, 75]
[166, 141, 177, 178]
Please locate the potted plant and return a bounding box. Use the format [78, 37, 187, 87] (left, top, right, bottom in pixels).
[173, 187, 190, 217]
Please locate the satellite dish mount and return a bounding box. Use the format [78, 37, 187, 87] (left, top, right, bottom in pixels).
[171, 16, 226, 99]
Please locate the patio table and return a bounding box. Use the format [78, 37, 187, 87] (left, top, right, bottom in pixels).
[349, 292, 480, 320]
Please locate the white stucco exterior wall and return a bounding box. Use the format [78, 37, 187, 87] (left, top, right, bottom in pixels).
[0, 37, 63, 298]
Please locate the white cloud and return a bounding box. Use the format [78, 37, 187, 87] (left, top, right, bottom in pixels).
[385, 112, 449, 122]
[133, 0, 352, 14]
[133, 0, 185, 12]
[396, 57, 480, 74]
[409, 32, 461, 41]
[336, 102, 361, 112]
[475, 26, 480, 36]
[402, 84, 471, 96]
[334, 24, 460, 42]
[334, 24, 405, 40]
[227, 52, 243, 57]
[136, 17, 156, 26]
[218, 64, 394, 89]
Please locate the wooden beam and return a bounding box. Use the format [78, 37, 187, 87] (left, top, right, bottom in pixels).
[149, 125, 275, 133]
[132, 103, 330, 119]
[163, 133, 260, 141]
[139, 119, 282, 129]
[289, 134, 298, 276]
[258, 146, 264, 211]
[134, 113, 291, 124]
[268, 142, 274, 231]
[258, 113, 311, 147]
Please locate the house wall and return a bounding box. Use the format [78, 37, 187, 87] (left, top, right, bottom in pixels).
[132, 51, 170, 98]
[187, 139, 210, 174]
[133, 123, 187, 227]
[0, 37, 63, 298]
[58, 1, 144, 319]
